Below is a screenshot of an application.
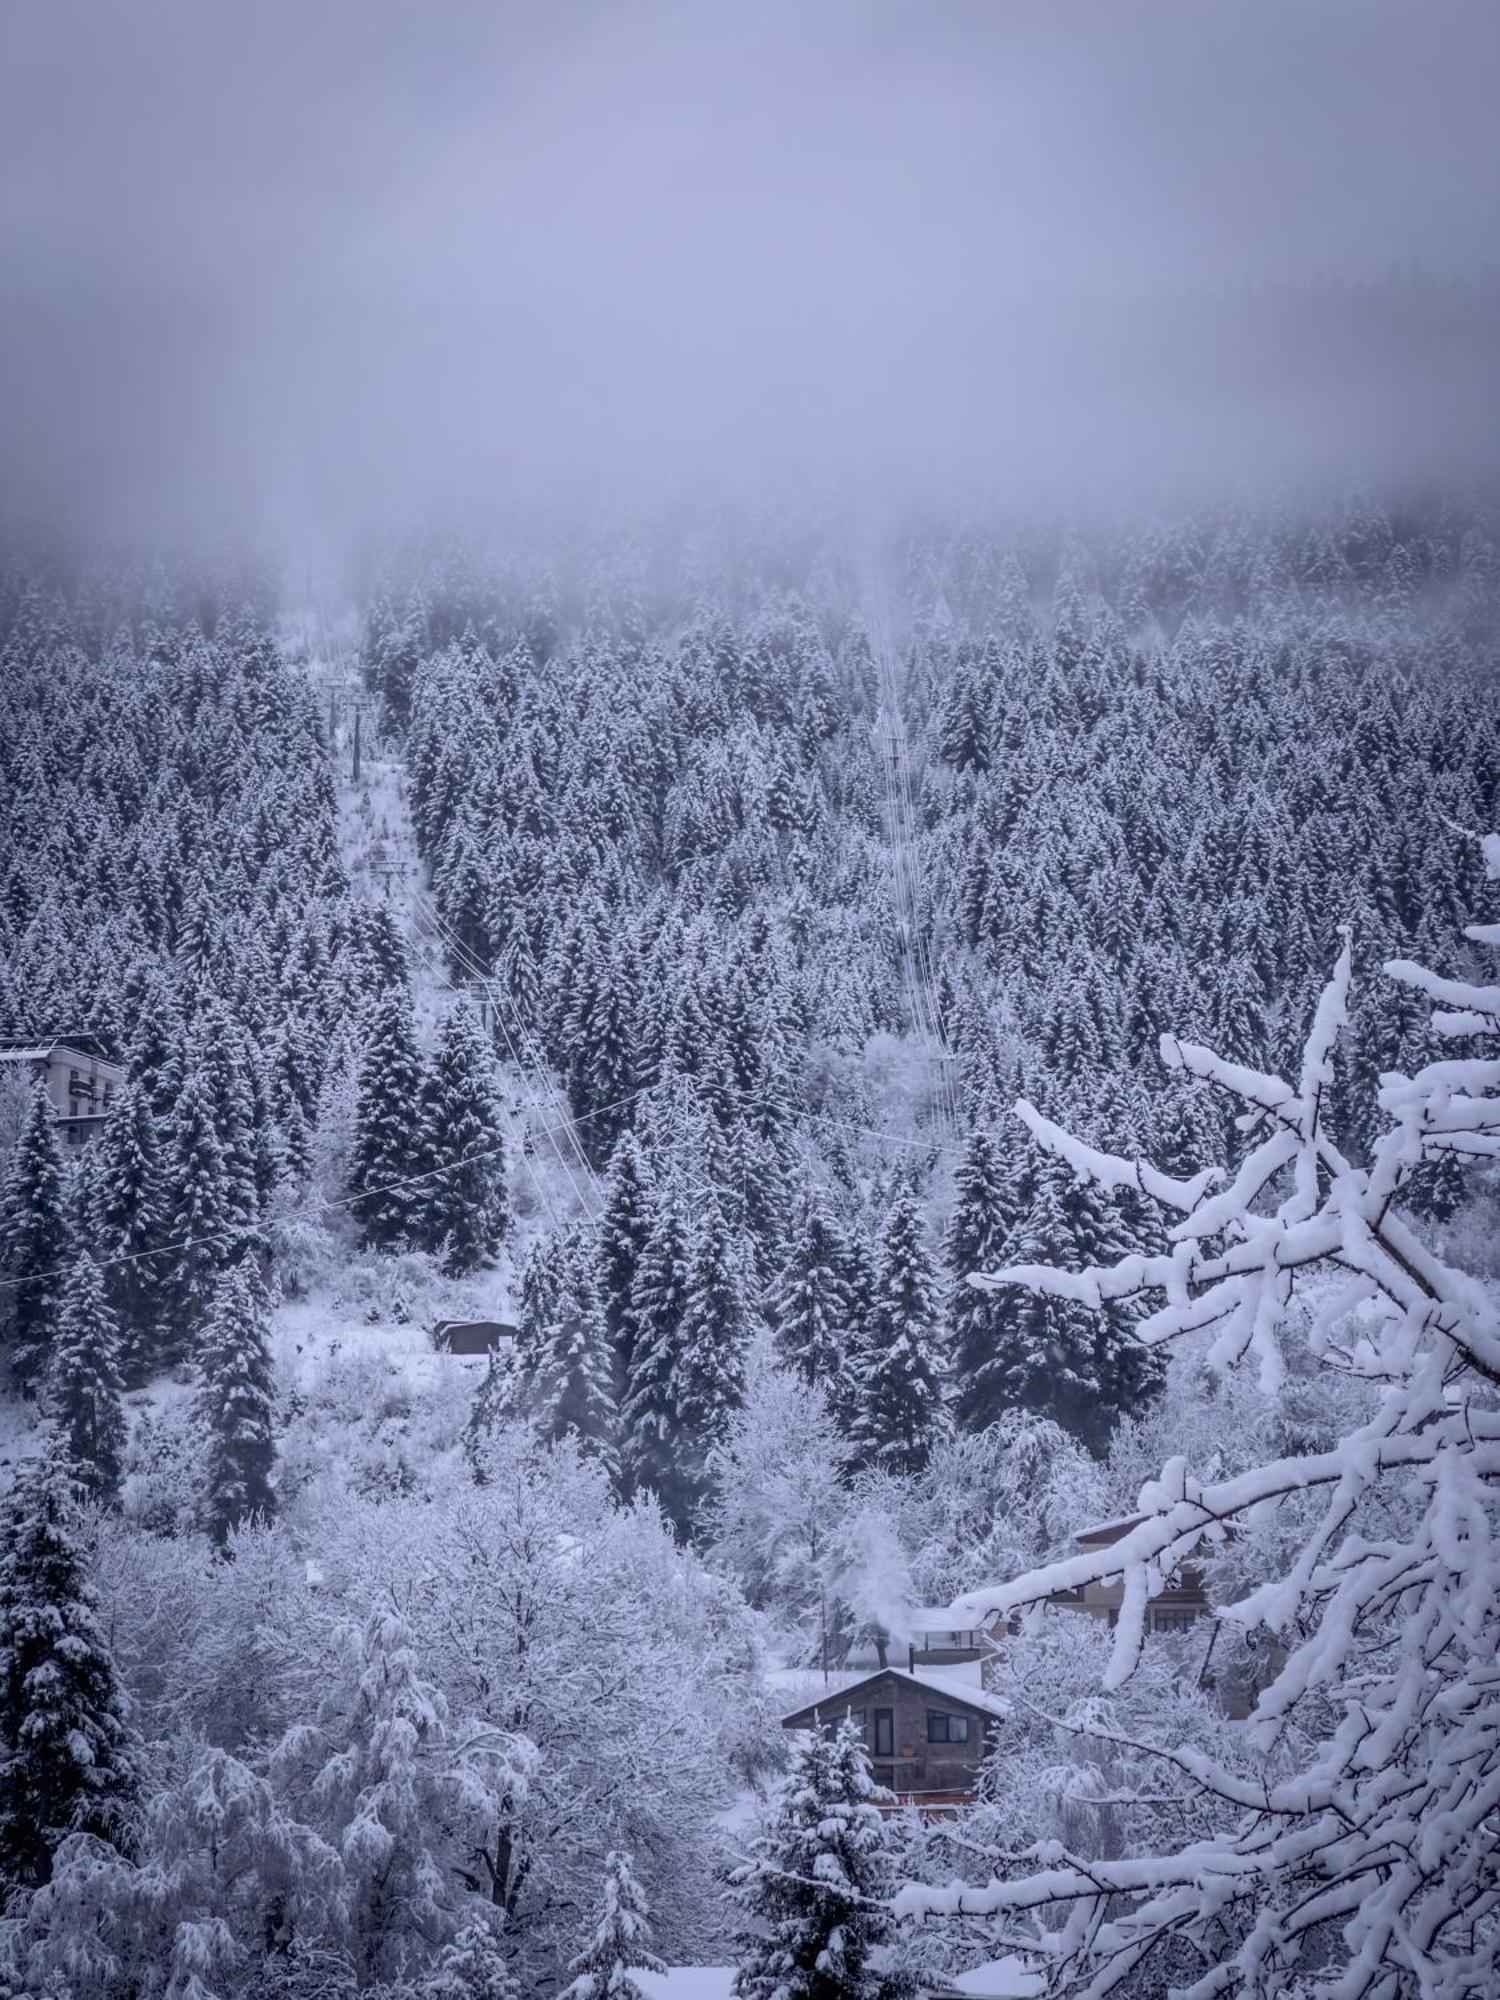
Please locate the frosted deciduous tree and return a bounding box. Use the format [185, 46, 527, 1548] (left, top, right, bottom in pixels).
[273, 1608, 524, 1991]
[12, 1746, 346, 2000]
[900, 840, 1500, 1999]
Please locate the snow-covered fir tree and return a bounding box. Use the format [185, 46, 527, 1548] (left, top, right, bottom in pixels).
[852, 1191, 948, 1477]
[423, 998, 508, 1273]
[767, 1188, 856, 1414]
[620, 1183, 692, 1509]
[561, 1848, 666, 2000]
[46, 1252, 128, 1508]
[969, 1147, 1160, 1455]
[0, 1445, 137, 1895]
[598, 1131, 653, 1393]
[425, 1913, 522, 1998]
[194, 1261, 278, 1546]
[732, 1715, 913, 2000]
[523, 1231, 620, 1484]
[91, 1077, 168, 1379]
[0, 1078, 70, 1388]
[347, 983, 430, 1251]
[164, 1055, 239, 1342]
[668, 1197, 750, 1533]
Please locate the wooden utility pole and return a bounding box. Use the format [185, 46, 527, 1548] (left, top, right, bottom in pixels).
[352, 702, 362, 784]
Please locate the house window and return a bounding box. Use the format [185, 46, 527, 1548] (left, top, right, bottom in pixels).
[872, 1708, 894, 1757]
[1150, 1606, 1200, 1633]
[926, 1711, 971, 1744]
[66, 1124, 82, 1146]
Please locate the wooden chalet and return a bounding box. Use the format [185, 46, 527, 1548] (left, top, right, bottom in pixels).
[1041, 1513, 1210, 1634]
[780, 1664, 1006, 1812]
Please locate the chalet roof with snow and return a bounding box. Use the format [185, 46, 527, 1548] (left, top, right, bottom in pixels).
[776, 1662, 1008, 1728]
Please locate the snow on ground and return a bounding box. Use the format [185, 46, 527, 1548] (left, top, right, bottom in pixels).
[635, 1958, 1042, 1998]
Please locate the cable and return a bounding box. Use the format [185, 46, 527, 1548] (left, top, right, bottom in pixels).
[0, 1078, 978, 1297]
[410, 883, 601, 1217]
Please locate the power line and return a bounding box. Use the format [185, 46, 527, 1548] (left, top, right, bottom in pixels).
[411, 884, 601, 1218]
[0, 1076, 978, 1298]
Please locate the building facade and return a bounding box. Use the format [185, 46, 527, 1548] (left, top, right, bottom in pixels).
[0, 1034, 124, 1148]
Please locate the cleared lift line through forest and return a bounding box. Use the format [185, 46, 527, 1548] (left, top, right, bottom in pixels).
[303, 599, 601, 1227]
[864, 565, 961, 1139]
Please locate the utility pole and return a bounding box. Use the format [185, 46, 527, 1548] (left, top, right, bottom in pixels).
[352, 701, 362, 785]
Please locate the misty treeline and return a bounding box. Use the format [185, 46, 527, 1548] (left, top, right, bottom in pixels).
[0, 493, 1497, 1995]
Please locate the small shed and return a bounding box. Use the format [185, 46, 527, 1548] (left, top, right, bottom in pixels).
[432, 1319, 517, 1356]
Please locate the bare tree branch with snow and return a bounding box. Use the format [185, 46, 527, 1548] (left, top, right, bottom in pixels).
[900, 839, 1500, 1998]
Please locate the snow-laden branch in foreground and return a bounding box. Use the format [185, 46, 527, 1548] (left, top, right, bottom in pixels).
[915, 837, 1500, 1999]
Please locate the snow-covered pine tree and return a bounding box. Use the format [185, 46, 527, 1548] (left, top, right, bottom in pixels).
[732, 1715, 912, 2000]
[620, 1182, 691, 1508]
[767, 1189, 856, 1413]
[965, 1147, 1159, 1455]
[426, 1909, 521, 1999]
[163, 1053, 238, 1341]
[46, 1253, 128, 1508]
[195, 1261, 278, 1547]
[598, 1131, 652, 1394]
[0, 1077, 70, 1389]
[347, 984, 430, 1252]
[92, 1076, 168, 1379]
[561, 1848, 666, 2000]
[463, 1348, 517, 1484]
[947, 1127, 1018, 1432]
[899, 837, 1500, 1997]
[852, 1192, 948, 1477]
[0, 1445, 137, 1895]
[669, 1198, 750, 1534]
[423, 999, 509, 1273]
[524, 1233, 620, 1485]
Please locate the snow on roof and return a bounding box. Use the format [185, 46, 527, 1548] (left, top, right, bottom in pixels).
[635, 1972, 735, 2000]
[775, 1660, 1008, 1723]
[0, 1033, 120, 1064]
[950, 1954, 1047, 1997]
[1073, 1514, 1145, 1545]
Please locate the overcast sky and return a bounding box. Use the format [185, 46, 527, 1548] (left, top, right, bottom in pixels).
[2, 0, 1496, 547]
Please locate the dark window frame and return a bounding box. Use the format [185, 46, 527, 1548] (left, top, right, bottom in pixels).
[926, 1709, 971, 1744]
[873, 1707, 894, 1757]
